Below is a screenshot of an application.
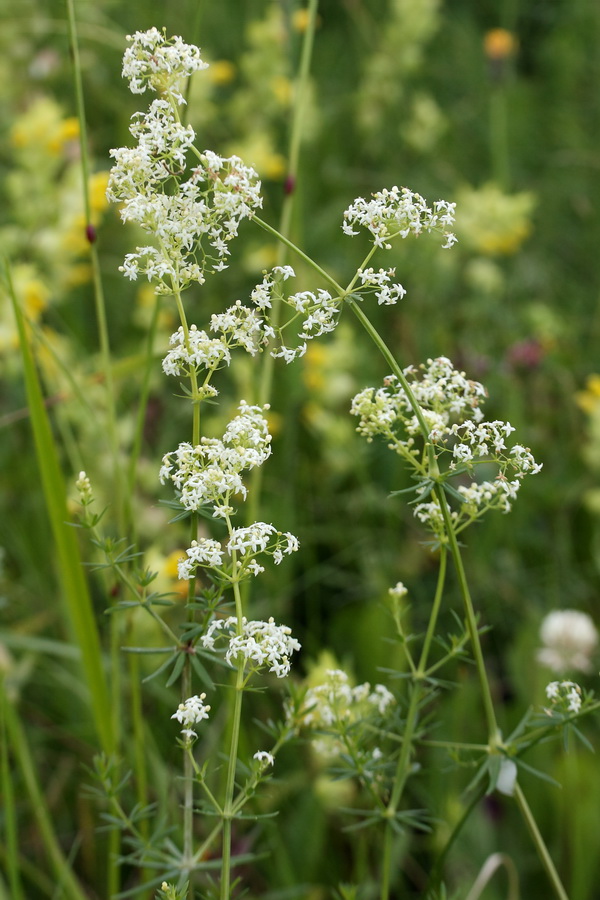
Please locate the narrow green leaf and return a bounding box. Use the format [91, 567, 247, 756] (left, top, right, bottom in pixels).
[6, 261, 114, 754]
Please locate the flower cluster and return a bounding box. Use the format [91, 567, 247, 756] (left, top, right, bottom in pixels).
[356, 267, 407, 305]
[253, 750, 275, 769]
[351, 357, 541, 534]
[122, 28, 208, 102]
[342, 185, 457, 249]
[545, 680, 583, 715]
[202, 616, 301, 678]
[109, 32, 262, 292]
[177, 523, 299, 580]
[159, 402, 271, 516]
[162, 324, 230, 379]
[171, 693, 211, 740]
[537, 610, 598, 674]
[289, 669, 394, 758]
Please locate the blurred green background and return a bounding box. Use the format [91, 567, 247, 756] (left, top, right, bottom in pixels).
[1, 1, 600, 898]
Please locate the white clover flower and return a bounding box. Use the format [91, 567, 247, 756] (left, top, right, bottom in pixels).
[202, 616, 301, 678]
[171, 693, 211, 739]
[537, 610, 598, 674]
[343, 186, 456, 250]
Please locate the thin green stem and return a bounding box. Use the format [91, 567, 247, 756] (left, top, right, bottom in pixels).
[514, 782, 569, 900]
[253, 215, 344, 295]
[65, 0, 123, 530]
[126, 291, 162, 536]
[256, 0, 319, 408]
[220, 662, 245, 900]
[380, 549, 447, 900]
[436, 488, 498, 741]
[182, 662, 194, 898]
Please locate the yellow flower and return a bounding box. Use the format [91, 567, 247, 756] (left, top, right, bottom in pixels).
[22, 278, 50, 319]
[484, 28, 517, 61]
[271, 75, 292, 106]
[208, 59, 236, 85]
[89, 171, 110, 215]
[292, 9, 320, 32]
[576, 375, 600, 414]
[456, 183, 535, 256]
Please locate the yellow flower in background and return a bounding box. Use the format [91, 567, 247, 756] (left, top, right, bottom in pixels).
[228, 134, 286, 180]
[89, 171, 110, 216]
[484, 28, 517, 61]
[271, 74, 292, 107]
[456, 182, 535, 255]
[292, 8, 320, 32]
[10, 97, 80, 157]
[208, 59, 236, 85]
[576, 375, 600, 415]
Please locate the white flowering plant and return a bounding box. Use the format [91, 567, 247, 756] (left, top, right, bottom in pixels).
[20, 16, 597, 900]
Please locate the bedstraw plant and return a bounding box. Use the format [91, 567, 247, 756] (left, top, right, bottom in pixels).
[6, 17, 599, 900]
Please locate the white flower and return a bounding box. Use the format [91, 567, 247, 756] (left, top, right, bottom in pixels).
[545, 680, 583, 714]
[171, 693, 211, 739]
[388, 582, 408, 600]
[343, 186, 456, 250]
[177, 539, 225, 579]
[122, 28, 208, 101]
[253, 750, 275, 768]
[202, 616, 301, 678]
[537, 609, 598, 673]
[160, 402, 271, 514]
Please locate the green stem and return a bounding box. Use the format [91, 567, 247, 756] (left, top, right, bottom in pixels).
[514, 782, 569, 900]
[65, 0, 123, 531]
[182, 662, 194, 898]
[253, 215, 344, 295]
[380, 550, 447, 900]
[255, 0, 320, 409]
[126, 291, 162, 537]
[436, 489, 498, 741]
[220, 662, 245, 900]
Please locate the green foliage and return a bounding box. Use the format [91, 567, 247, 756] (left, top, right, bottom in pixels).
[2, 2, 600, 899]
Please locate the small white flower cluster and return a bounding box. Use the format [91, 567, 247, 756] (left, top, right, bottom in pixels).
[159, 402, 271, 516]
[162, 324, 230, 378]
[122, 28, 208, 102]
[351, 357, 488, 448]
[351, 357, 541, 532]
[388, 581, 408, 600]
[177, 523, 299, 580]
[171, 692, 211, 740]
[202, 616, 301, 678]
[545, 680, 583, 715]
[289, 669, 394, 760]
[109, 33, 262, 292]
[342, 185, 457, 249]
[75, 470, 93, 505]
[537, 609, 598, 674]
[356, 268, 407, 305]
[298, 669, 395, 726]
[253, 750, 275, 769]
[162, 302, 275, 380]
